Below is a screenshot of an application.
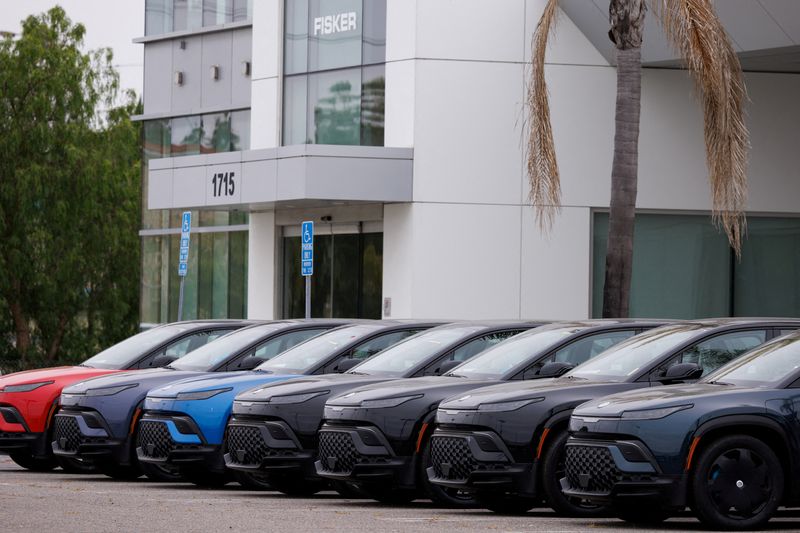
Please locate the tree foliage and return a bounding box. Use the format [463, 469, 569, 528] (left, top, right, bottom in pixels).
[0, 7, 141, 370]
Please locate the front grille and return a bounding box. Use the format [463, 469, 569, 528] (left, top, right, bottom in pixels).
[430, 436, 477, 482]
[53, 416, 82, 452]
[226, 425, 277, 466]
[137, 420, 175, 459]
[317, 431, 364, 475]
[565, 445, 622, 494]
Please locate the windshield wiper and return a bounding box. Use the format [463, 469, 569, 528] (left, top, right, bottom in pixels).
[446, 373, 469, 378]
[346, 371, 369, 375]
[563, 375, 587, 380]
[707, 380, 734, 386]
[253, 368, 274, 374]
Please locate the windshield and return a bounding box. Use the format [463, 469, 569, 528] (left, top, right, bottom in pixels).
[349, 326, 487, 377]
[703, 333, 800, 388]
[82, 324, 197, 369]
[567, 324, 711, 382]
[169, 324, 283, 371]
[257, 325, 379, 374]
[448, 325, 589, 380]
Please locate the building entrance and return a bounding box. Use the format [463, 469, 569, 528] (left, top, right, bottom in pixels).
[282, 224, 382, 319]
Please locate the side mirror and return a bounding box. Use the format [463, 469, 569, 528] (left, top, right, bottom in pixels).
[335, 358, 361, 373]
[538, 361, 575, 378]
[152, 354, 178, 368]
[237, 356, 262, 371]
[437, 360, 462, 375]
[659, 362, 703, 384]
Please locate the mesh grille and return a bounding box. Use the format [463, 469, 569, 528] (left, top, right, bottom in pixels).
[564, 445, 622, 494]
[429, 436, 480, 482]
[137, 420, 175, 459]
[53, 416, 82, 452]
[226, 425, 276, 466]
[317, 431, 364, 475]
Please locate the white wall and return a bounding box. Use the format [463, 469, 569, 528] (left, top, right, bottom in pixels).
[247, 210, 277, 319]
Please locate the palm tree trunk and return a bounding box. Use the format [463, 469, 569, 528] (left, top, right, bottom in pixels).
[602, 45, 642, 318]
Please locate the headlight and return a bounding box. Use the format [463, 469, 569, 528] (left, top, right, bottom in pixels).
[620, 404, 693, 420]
[176, 387, 233, 401]
[477, 397, 544, 413]
[2, 381, 54, 393]
[360, 394, 423, 409]
[268, 391, 329, 405]
[85, 384, 138, 397]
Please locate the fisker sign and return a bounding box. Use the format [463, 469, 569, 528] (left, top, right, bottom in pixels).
[313, 12, 357, 36]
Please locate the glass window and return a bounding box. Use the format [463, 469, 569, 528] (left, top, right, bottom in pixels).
[171, 324, 281, 371]
[307, 0, 363, 72]
[552, 330, 637, 366]
[203, 0, 232, 26]
[308, 68, 361, 145]
[141, 236, 164, 325]
[232, 0, 252, 22]
[673, 329, 767, 376]
[250, 328, 328, 362]
[284, 0, 310, 75]
[143, 120, 171, 160]
[146, 0, 174, 35]
[450, 331, 522, 363]
[704, 334, 800, 387]
[362, 0, 386, 65]
[171, 115, 202, 156]
[360, 65, 384, 146]
[283, 76, 309, 144]
[201, 112, 231, 153]
[174, 0, 203, 31]
[350, 330, 418, 360]
[230, 110, 251, 151]
[82, 324, 200, 369]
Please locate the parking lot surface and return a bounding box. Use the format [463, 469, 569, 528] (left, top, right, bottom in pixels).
[1, 457, 798, 532]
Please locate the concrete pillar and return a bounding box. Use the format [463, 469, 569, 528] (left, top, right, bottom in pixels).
[247, 210, 277, 319]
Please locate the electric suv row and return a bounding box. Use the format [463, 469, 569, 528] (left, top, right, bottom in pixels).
[3, 316, 800, 530]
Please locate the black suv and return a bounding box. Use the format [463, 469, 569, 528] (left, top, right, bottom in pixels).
[224, 321, 541, 494]
[427, 319, 800, 516]
[563, 328, 800, 530]
[315, 320, 664, 506]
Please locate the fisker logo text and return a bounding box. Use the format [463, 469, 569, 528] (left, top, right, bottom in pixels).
[313, 12, 357, 36]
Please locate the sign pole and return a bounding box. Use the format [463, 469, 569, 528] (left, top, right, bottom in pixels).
[301, 221, 314, 319]
[177, 211, 192, 321]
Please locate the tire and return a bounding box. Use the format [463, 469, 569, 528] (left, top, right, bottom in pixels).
[420, 437, 477, 508]
[477, 493, 537, 515]
[9, 452, 57, 472]
[615, 506, 670, 525]
[57, 456, 98, 474]
[185, 469, 230, 488]
[541, 430, 609, 517]
[233, 470, 272, 491]
[100, 462, 143, 480]
[690, 434, 783, 531]
[140, 461, 184, 482]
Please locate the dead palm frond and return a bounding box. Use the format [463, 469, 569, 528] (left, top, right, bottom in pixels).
[653, 0, 749, 254]
[527, 0, 560, 231]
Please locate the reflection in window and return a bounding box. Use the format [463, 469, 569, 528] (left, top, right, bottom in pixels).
[147, 111, 248, 158]
[146, 0, 173, 35]
[201, 112, 231, 153]
[143, 119, 171, 160]
[307, 0, 363, 72]
[233, 0, 252, 22]
[173, 0, 203, 32]
[145, 0, 250, 35]
[360, 65, 384, 146]
[171, 115, 202, 156]
[283, 76, 309, 144]
[203, 0, 232, 26]
[230, 110, 250, 151]
[310, 69, 361, 145]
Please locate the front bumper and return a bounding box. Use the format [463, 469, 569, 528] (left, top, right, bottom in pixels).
[0, 405, 49, 457]
[425, 429, 538, 496]
[135, 413, 224, 473]
[51, 411, 132, 464]
[313, 424, 416, 488]
[223, 417, 316, 477]
[560, 438, 687, 509]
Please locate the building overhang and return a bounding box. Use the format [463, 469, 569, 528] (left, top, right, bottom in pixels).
[147, 145, 413, 211]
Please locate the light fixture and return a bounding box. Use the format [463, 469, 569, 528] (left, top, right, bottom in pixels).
[241, 60, 251, 76]
[174, 71, 184, 86]
[210, 65, 220, 80]
[179, 40, 186, 50]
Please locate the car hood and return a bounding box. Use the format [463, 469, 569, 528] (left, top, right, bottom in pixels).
[327, 376, 496, 406]
[573, 383, 758, 417]
[63, 368, 172, 394]
[0, 366, 118, 388]
[438, 376, 591, 410]
[236, 373, 378, 402]
[147, 371, 299, 398]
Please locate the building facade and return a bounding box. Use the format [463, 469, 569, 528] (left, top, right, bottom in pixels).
[136, 0, 800, 325]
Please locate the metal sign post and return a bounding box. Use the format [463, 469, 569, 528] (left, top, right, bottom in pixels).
[301, 220, 314, 319]
[177, 211, 192, 321]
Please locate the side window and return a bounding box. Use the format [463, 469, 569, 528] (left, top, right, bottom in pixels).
[669, 329, 768, 376]
[350, 330, 420, 360]
[421, 330, 524, 376]
[139, 329, 232, 368]
[552, 330, 638, 366]
[779, 328, 799, 338]
[226, 328, 328, 370]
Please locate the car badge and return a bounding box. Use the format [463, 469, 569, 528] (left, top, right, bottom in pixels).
[326, 456, 337, 470]
[58, 437, 67, 449]
[235, 450, 246, 463]
[146, 443, 156, 456]
[441, 463, 452, 477]
[598, 401, 610, 408]
[579, 473, 591, 489]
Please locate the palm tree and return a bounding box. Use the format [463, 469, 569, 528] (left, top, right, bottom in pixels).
[528, 0, 748, 317]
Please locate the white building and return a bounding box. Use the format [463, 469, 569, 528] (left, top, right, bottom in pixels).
[136, 0, 800, 325]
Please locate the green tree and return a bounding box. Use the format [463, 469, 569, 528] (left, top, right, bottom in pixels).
[0, 7, 141, 369]
[528, 0, 747, 317]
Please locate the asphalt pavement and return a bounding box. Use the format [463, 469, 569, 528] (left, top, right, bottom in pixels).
[2, 456, 799, 532]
